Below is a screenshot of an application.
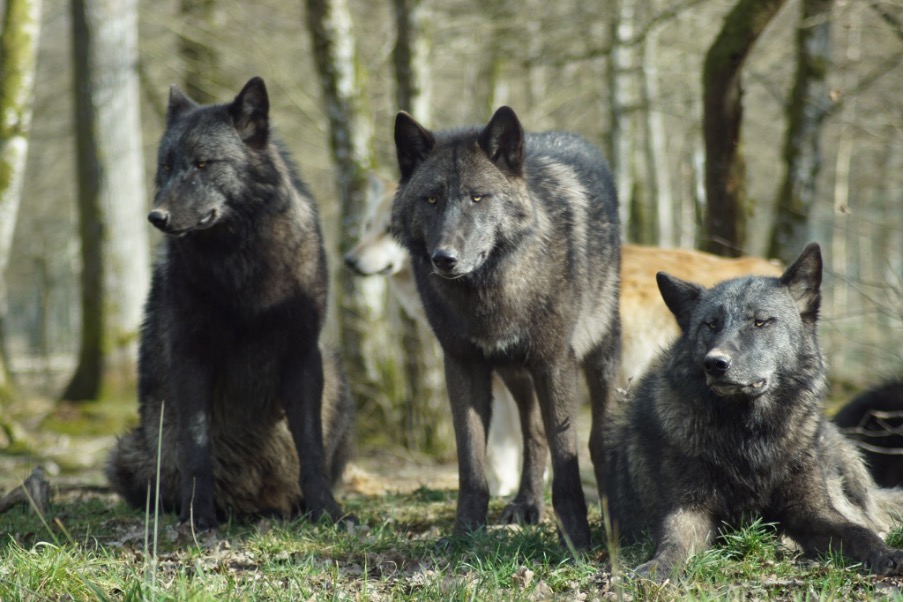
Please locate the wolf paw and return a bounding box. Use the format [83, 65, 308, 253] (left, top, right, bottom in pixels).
[866, 548, 903, 577]
[499, 499, 544, 525]
[631, 559, 676, 583]
[179, 508, 219, 532]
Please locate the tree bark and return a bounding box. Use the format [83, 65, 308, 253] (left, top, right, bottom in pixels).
[392, 0, 430, 124]
[702, 0, 787, 257]
[0, 0, 42, 401]
[767, 0, 833, 264]
[305, 0, 396, 411]
[63, 0, 149, 401]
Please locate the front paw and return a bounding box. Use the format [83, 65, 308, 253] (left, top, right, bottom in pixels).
[179, 505, 219, 531]
[499, 497, 544, 525]
[865, 547, 903, 577]
[631, 558, 676, 583]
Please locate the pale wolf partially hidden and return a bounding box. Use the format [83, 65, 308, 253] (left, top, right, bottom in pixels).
[391, 106, 621, 549]
[107, 78, 354, 529]
[606, 243, 902, 579]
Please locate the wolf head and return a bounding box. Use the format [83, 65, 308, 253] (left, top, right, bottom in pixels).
[391, 106, 533, 279]
[657, 243, 823, 400]
[149, 77, 272, 236]
[343, 175, 408, 276]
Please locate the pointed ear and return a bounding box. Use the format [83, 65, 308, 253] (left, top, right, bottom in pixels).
[780, 242, 822, 322]
[395, 112, 435, 181]
[477, 106, 525, 176]
[657, 272, 704, 332]
[230, 77, 270, 147]
[167, 86, 197, 125]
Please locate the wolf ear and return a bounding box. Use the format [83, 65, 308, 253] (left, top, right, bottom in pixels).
[780, 242, 822, 323]
[230, 77, 270, 147]
[478, 106, 525, 176]
[395, 112, 435, 181]
[657, 272, 704, 332]
[167, 86, 197, 125]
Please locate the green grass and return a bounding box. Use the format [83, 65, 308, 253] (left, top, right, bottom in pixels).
[1, 486, 901, 601]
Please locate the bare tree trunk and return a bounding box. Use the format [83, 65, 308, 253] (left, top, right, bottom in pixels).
[642, 28, 675, 247]
[392, 0, 430, 124]
[63, 0, 149, 401]
[0, 0, 43, 401]
[767, 0, 833, 264]
[179, 0, 220, 104]
[305, 0, 396, 411]
[608, 0, 638, 238]
[702, 0, 787, 257]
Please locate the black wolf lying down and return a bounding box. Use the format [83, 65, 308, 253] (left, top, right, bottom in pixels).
[606, 243, 902, 579]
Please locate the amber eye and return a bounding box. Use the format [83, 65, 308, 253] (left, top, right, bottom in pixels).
[754, 318, 769, 328]
[471, 194, 482, 202]
[196, 160, 207, 169]
[426, 195, 437, 204]
[705, 320, 717, 331]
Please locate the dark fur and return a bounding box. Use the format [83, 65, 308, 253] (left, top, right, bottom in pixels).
[106, 78, 353, 529]
[392, 107, 621, 549]
[834, 381, 903, 489]
[606, 243, 902, 579]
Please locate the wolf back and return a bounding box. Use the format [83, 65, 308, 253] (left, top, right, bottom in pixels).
[106, 77, 353, 529]
[392, 107, 620, 549]
[605, 243, 902, 578]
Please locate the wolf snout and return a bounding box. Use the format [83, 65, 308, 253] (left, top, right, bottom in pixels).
[703, 351, 731, 376]
[431, 248, 458, 272]
[148, 209, 170, 230]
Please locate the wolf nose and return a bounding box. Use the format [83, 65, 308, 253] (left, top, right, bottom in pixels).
[431, 249, 458, 272]
[148, 210, 170, 230]
[704, 352, 732, 376]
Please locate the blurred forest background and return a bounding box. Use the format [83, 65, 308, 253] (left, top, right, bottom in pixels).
[0, 0, 900, 457]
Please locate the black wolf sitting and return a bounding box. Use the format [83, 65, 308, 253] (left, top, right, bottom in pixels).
[107, 78, 353, 530]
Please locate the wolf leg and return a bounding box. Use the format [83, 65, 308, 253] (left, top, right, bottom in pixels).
[282, 345, 345, 523]
[497, 367, 546, 525]
[532, 351, 591, 550]
[783, 508, 903, 576]
[634, 506, 715, 581]
[583, 325, 620, 503]
[445, 354, 493, 535]
[171, 352, 218, 530]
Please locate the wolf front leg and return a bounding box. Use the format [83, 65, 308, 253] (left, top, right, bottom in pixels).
[171, 351, 219, 530]
[532, 351, 591, 551]
[783, 508, 903, 576]
[633, 506, 715, 581]
[497, 367, 547, 525]
[282, 345, 345, 523]
[444, 354, 494, 536]
[583, 330, 620, 503]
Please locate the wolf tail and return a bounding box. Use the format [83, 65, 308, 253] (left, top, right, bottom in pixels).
[105, 427, 176, 512]
[873, 487, 904, 532]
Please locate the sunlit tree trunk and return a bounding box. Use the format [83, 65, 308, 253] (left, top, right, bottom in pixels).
[702, 0, 787, 257]
[305, 0, 397, 412]
[767, 0, 833, 264]
[63, 0, 150, 401]
[0, 0, 43, 401]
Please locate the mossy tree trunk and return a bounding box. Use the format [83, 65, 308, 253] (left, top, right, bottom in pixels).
[702, 0, 787, 257]
[305, 0, 400, 415]
[63, 0, 149, 402]
[767, 0, 833, 264]
[0, 0, 43, 402]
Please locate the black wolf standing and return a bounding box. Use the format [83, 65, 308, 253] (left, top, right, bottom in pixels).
[392, 106, 621, 549]
[606, 243, 902, 579]
[107, 78, 353, 529]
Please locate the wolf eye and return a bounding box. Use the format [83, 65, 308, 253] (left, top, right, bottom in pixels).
[425, 195, 437, 204]
[471, 194, 483, 202]
[754, 317, 772, 328]
[195, 160, 207, 169]
[705, 320, 718, 331]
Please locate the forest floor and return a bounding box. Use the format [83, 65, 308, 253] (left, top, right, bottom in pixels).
[0, 394, 902, 601]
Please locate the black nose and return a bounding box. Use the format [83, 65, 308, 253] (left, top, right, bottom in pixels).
[344, 253, 362, 274]
[431, 249, 458, 272]
[704, 352, 731, 376]
[148, 210, 170, 229]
